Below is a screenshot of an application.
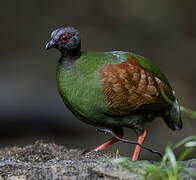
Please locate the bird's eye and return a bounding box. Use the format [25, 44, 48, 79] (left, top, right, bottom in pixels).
[60, 33, 72, 43]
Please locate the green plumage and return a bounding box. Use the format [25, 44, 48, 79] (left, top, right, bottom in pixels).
[56, 51, 182, 130]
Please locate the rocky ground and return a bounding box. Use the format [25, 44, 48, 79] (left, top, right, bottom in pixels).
[0, 141, 195, 180]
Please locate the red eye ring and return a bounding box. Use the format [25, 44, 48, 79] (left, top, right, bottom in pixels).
[60, 33, 72, 43]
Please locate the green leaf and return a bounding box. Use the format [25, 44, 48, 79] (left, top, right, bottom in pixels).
[160, 87, 196, 119]
[185, 141, 196, 148]
[180, 106, 196, 119]
[177, 147, 192, 161]
[143, 163, 166, 179]
[174, 136, 196, 149]
[115, 148, 119, 159]
[166, 146, 177, 169]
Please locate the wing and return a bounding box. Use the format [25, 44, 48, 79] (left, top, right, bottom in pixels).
[99, 56, 174, 116]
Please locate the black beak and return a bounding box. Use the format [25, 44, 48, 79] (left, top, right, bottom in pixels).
[45, 39, 56, 50]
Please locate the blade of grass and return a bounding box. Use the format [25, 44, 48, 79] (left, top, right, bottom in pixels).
[143, 163, 166, 180]
[160, 87, 196, 119]
[177, 147, 192, 161]
[174, 136, 196, 149]
[180, 106, 196, 119]
[185, 141, 196, 148]
[166, 145, 177, 168]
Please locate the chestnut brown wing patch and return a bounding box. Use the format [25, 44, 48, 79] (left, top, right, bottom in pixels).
[99, 56, 174, 115]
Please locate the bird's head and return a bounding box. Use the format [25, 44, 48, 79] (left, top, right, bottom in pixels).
[45, 26, 81, 56]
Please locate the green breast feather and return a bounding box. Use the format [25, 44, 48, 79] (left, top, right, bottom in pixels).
[56, 52, 118, 126]
[57, 51, 165, 119]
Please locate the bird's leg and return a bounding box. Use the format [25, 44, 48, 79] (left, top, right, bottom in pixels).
[95, 128, 162, 159]
[132, 129, 147, 161]
[92, 134, 123, 152]
[86, 127, 123, 154]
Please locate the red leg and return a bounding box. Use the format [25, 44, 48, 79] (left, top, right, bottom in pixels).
[86, 134, 123, 154]
[132, 129, 147, 161]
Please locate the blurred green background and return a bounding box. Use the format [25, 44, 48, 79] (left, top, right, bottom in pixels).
[0, 0, 196, 160]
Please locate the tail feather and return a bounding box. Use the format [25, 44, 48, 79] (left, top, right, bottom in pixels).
[162, 99, 183, 130]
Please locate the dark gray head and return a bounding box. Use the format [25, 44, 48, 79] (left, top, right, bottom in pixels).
[45, 27, 81, 56]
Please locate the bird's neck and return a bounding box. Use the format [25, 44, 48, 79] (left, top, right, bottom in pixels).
[59, 47, 81, 69]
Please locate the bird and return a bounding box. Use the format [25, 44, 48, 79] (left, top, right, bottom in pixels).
[45, 26, 182, 160]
